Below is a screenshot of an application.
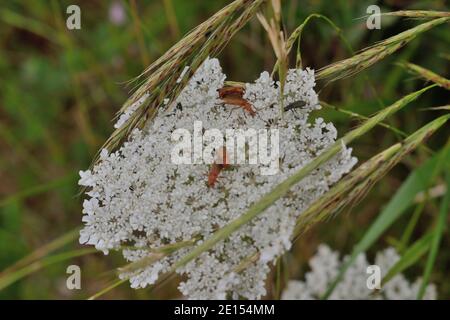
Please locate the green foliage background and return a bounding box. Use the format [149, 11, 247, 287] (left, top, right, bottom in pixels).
[0, 0, 448, 299]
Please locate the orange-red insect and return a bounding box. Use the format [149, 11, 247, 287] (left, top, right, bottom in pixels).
[218, 86, 256, 117]
[208, 147, 229, 188]
[218, 86, 245, 98]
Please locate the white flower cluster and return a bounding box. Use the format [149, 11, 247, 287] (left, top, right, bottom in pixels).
[79, 58, 357, 299]
[282, 245, 437, 300]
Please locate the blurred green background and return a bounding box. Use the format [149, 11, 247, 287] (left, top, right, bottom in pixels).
[0, 0, 449, 299]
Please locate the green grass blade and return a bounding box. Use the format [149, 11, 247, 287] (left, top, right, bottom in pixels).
[382, 233, 434, 285]
[0, 8, 61, 44]
[0, 227, 80, 275]
[88, 278, 127, 300]
[272, 13, 351, 73]
[0, 248, 97, 291]
[322, 101, 408, 138]
[417, 170, 450, 299]
[398, 201, 427, 251]
[0, 173, 78, 208]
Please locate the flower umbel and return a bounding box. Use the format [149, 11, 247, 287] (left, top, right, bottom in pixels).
[79, 58, 357, 299]
[282, 245, 437, 300]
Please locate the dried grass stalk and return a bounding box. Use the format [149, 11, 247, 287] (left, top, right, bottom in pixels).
[316, 18, 449, 81]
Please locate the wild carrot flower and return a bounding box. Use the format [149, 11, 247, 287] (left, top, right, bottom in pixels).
[79, 58, 357, 299]
[282, 245, 437, 300]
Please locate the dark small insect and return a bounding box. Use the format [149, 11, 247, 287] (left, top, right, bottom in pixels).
[284, 100, 307, 112]
[165, 103, 183, 117]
